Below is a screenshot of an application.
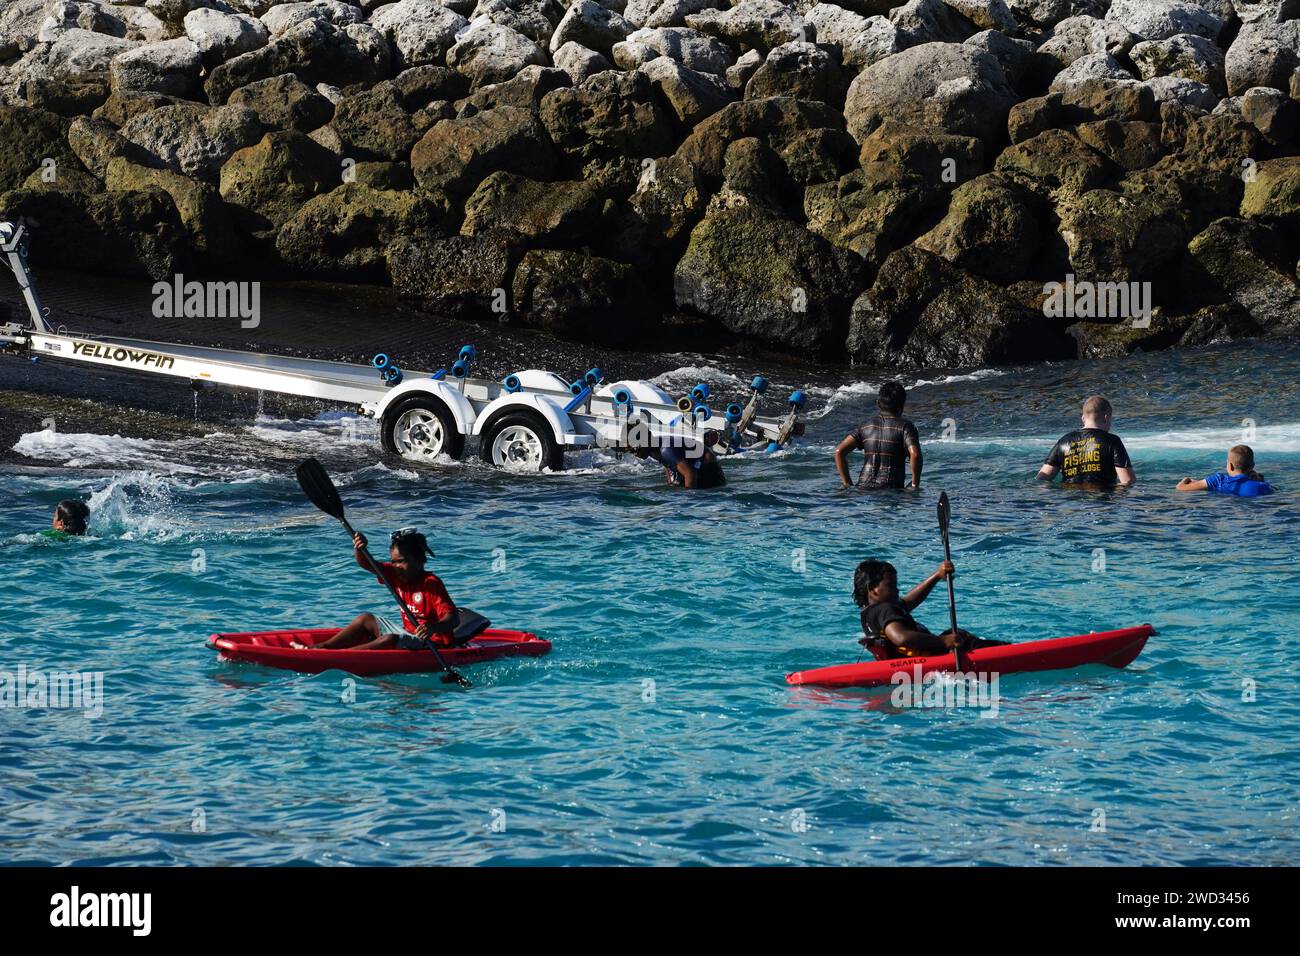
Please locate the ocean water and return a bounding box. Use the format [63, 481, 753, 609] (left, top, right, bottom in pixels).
[1, 339, 1297, 866]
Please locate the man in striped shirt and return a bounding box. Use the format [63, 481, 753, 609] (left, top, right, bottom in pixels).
[834, 381, 922, 490]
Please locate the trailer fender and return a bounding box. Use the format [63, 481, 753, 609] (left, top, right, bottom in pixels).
[374, 379, 476, 435]
[472, 392, 582, 445]
[596, 380, 674, 406]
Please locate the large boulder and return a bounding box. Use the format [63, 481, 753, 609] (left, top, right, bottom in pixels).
[549, 0, 634, 56]
[624, 0, 713, 29]
[329, 81, 419, 161]
[994, 128, 1115, 196]
[847, 247, 1076, 368]
[410, 105, 557, 195]
[639, 55, 732, 128]
[219, 128, 339, 230]
[539, 69, 676, 166]
[553, 40, 613, 82]
[512, 249, 657, 345]
[120, 102, 263, 181]
[1224, 20, 1300, 96]
[472, 0, 566, 47]
[455, 65, 570, 113]
[103, 156, 237, 260]
[1129, 32, 1226, 95]
[0, 106, 82, 192]
[204, 17, 388, 104]
[685, 1, 808, 53]
[385, 231, 519, 317]
[183, 8, 269, 68]
[258, 2, 366, 36]
[1187, 216, 1300, 333]
[1239, 155, 1300, 225]
[673, 204, 864, 354]
[889, 0, 982, 47]
[675, 96, 844, 182]
[1104, 0, 1225, 42]
[445, 20, 547, 87]
[461, 171, 611, 241]
[109, 38, 203, 97]
[914, 173, 1040, 283]
[745, 41, 847, 106]
[804, 5, 899, 71]
[1055, 187, 1188, 282]
[843, 42, 1017, 148]
[66, 115, 156, 178]
[612, 26, 735, 74]
[45, 28, 139, 81]
[1036, 15, 1140, 72]
[369, 0, 468, 68]
[226, 72, 334, 130]
[803, 162, 943, 266]
[0, 187, 190, 278]
[278, 183, 448, 279]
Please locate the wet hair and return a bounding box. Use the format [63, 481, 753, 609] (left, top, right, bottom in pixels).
[1082, 396, 1112, 421]
[391, 530, 434, 565]
[55, 499, 90, 535]
[1228, 444, 1262, 480]
[877, 381, 906, 416]
[853, 559, 896, 607]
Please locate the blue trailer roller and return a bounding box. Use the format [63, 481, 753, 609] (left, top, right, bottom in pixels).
[564, 387, 592, 413]
[584, 367, 603, 387]
[431, 369, 447, 381]
[458, 345, 477, 363]
[570, 379, 586, 396]
[503, 373, 522, 393]
[383, 366, 403, 385]
[676, 396, 693, 412]
[613, 387, 633, 409]
[750, 375, 768, 394]
[725, 403, 743, 423]
[371, 353, 390, 370]
[788, 390, 807, 409]
[692, 404, 711, 422]
[691, 383, 710, 402]
[451, 359, 469, 378]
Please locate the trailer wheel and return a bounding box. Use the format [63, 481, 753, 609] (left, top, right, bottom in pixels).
[479, 412, 564, 472]
[382, 396, 465, 463]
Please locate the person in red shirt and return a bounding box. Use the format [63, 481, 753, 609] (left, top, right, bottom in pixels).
[296, 528, 458, 650]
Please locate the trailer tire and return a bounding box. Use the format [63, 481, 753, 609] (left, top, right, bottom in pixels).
[479, 411, 564, 472]
[382, 395, 465, 463]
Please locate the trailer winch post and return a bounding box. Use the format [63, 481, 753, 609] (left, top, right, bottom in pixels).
[0, 222, 52, 334]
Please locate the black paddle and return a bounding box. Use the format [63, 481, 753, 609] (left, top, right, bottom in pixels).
[295, 457, 470, 687]
[936, 491, 964, 672]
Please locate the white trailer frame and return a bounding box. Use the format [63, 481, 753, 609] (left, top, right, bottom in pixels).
[0, 222, 804, 471]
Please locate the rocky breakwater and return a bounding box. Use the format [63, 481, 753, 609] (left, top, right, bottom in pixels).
[0, 0, 1298, 366]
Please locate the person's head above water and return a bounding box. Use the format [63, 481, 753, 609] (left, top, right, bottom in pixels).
[388, 528, 434, 577]
[853, 559, 898, 607]
[1228, 444, 1261, 478]
[53, 499, 90, 535]
[877, 381, 906, 416]
[1081, 395, 1113, 431]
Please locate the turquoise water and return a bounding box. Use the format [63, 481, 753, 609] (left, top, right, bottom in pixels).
[2, 341, 1298, 865]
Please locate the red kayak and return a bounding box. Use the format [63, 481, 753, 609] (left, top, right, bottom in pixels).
[786, 625, 1153, 689]
[208, 628, 551, 676]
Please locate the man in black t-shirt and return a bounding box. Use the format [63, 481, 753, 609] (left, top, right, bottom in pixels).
[835, 381, 922, 489]
[1037, 396, 1135, 488]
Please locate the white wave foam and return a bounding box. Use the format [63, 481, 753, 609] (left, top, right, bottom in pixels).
[649, 365, 748, 392]
[12, 428, 204, 473]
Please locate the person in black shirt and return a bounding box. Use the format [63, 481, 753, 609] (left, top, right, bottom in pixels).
[1037, 395, 1135, 488]
[834, 381, 922, 490]
[852, 558, 1006, 659]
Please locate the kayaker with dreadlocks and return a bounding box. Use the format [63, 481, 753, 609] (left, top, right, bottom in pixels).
[294, 528, 457, 649]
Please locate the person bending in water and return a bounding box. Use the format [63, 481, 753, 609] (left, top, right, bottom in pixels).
[629, 429, 727, 489]
[1037, 395, 1135, 488]
[297, 528, 457, 650]
[834, 381, 921, 490]
[1176, 444, 1274, 497]
[42, 499, 90, 539]
[853, 558, 1006, 659]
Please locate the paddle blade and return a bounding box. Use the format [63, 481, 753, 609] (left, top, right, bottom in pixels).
[296, 457, 345, 522]
[937, 491, 950, 533]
